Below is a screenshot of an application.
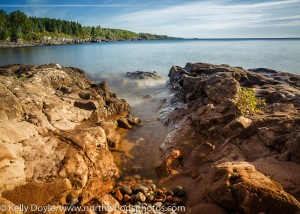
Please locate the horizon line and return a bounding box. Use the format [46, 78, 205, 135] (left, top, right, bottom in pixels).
[181, 37, 300, 40]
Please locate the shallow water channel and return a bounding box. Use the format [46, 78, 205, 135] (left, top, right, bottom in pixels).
[93, 74, 170, 179]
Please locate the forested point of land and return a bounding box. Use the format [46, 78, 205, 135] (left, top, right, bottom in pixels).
[0, 10, 172, 42]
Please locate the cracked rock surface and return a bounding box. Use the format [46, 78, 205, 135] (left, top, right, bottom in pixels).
[157, 62, 300, 214]
[0, 64, 135, 209]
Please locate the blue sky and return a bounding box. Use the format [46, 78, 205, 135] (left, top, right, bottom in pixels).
[1, 0, 300, 38]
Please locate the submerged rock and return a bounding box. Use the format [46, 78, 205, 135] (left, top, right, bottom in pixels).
[126, 71, 161, 79]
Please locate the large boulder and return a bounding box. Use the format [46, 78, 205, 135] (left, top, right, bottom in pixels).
[205, 162, 300, 214]
[0, 64, 135, 210]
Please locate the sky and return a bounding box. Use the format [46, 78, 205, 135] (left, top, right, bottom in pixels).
[1, 0, 300, 38]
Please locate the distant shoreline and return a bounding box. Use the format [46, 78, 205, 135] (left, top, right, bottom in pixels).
[0, 38, 178, 49]
[1, 37, 299, 49]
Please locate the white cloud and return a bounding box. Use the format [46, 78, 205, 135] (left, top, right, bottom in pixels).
[108, 0, 300, 37]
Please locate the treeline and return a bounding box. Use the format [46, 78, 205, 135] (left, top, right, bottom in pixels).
[0, 10, 169, 42]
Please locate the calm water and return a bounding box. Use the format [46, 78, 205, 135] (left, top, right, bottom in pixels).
[0, 39, 300, 76]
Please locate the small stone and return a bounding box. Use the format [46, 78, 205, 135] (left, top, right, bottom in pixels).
[124, 194, 131, 202]
[166, 195, 173, 201]
[166, 190, 174, 196]
[172, 186, 183, 195]
[154, 198, 163, 202]
[131, 184, 141, 192]
[131, 194, 138, 202]
[136, 192, 146, 202]
[154, 202, 162, 207]
[156, 189, 163, 195]
[114, 188, 123, 201]
[69, 198, 79, 206]
[177, 189, 186, 197]
[150, 184, 156, 191]
[134, 201, 142, 206]
[139, 186, 149, 194]
[161, 187, 168, 194]
[147, 195, 155, 202]
[120, 186, 132, 195]
[173, 197, 183, 204]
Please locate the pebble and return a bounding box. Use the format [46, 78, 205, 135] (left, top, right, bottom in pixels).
[150, 184, 156, 191]
[156, 189, 163, 195]
[112, 176, 186, 208]
[153, 202, 162, 207]
[147, 195, 155, 201]
[136, 192, 146, 202]
[177, 189, 187, 197]
[172, 186, 183, 195]
[124, 194, 131, 202]
[114, 188, 123, 201]
[120, 185, 132, 195]
[167, 190, 174, 196]
[173, 197, 183, 204]
[154, 198, 163, 202]
[166, 195, 173, 201]
[139, 186, 149, 194]
[131, 184, 141, 192]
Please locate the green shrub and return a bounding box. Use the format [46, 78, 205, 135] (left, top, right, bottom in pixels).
[236, 88, 266, 113]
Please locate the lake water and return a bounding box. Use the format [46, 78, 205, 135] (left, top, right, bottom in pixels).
[0, 39, 300, 76]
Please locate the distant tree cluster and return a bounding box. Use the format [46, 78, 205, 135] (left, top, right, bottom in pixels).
[0, 10, 169, 42]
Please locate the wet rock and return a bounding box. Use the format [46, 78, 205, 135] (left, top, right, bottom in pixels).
[120, 186, 132, 195]
[126, 71, 161, 79]
[117, 117, 141, 129]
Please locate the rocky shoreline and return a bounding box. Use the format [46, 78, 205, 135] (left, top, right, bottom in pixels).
[0, 64, 140, 212]
[157, 63, 300, 213]
[0, 63, 299, 214]
[0, 38, 101, 48]
[0, 37, 166, 49]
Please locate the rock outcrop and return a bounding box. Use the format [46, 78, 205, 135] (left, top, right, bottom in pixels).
[157, 62, 300, 213]
[125, 71, 161, 80]
[0, 64, 137, 211]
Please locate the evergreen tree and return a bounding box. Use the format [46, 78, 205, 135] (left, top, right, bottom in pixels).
[0, 10, 170, 42]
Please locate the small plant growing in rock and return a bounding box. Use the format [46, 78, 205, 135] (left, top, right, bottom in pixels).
[236, 88, 266, 113]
